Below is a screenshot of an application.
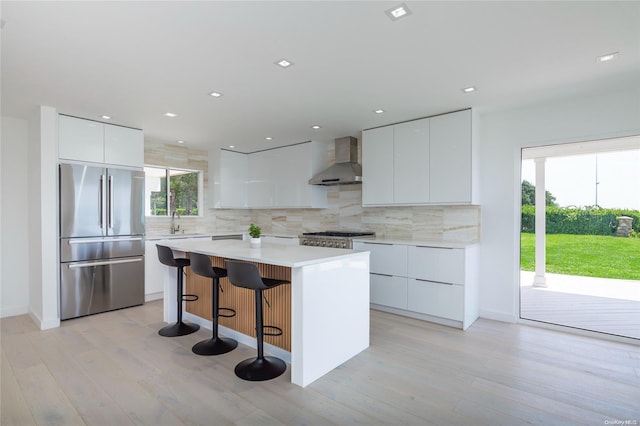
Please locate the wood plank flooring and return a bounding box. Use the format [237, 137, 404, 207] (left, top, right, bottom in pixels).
[2, 301, 639, 425]
[520, 271, 640, 339]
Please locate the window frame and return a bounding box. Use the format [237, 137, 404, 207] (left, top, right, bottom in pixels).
[144, 165, 203, 217]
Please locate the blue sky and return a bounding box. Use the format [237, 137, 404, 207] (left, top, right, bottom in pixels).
[521, 150, 640, 210]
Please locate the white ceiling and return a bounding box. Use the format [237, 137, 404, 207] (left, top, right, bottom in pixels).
[2, 1, 639, 153]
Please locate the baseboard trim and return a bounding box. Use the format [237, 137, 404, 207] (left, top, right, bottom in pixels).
[28, 309, 60, 330]
[479, 309, 518, 323]
[145, 292, 163, 302]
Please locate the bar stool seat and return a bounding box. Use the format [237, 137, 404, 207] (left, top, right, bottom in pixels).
[225, 260, 290, 381]
[156, 244, 200, 337]
[189, 252, 238, 356]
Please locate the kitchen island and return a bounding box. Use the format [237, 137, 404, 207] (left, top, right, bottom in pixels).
[162, 239, 370, 387]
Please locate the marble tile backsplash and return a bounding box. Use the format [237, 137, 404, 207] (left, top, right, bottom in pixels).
[144, 143, 481, 242]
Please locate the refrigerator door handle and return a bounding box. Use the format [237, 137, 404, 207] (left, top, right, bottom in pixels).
[67, 257, 142, 269]
[67, 237, 144, 245]
[99, 174, 105, 229]
[108, 175, 114, 229]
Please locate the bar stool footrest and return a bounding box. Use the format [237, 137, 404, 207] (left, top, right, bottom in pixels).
[182, 294, 199, 302]
[218, 307, 236, 318]
[263, 325, 282, 337]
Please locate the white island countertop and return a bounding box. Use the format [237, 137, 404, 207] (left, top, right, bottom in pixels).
[166, 238, 362, 268]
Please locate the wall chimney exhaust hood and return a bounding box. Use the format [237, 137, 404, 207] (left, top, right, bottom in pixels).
[309, 137, 362, 185]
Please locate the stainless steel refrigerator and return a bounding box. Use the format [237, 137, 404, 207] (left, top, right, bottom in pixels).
[59, 162, 145, 320]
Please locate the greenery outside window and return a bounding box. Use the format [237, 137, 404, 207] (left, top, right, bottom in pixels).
[144, 166, 202, 216]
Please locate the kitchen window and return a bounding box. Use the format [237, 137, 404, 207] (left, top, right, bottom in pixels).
[144, 166, 202, 217]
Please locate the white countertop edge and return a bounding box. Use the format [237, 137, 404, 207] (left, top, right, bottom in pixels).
[165, 239, 369, 268]
[352, 237, 478, 249]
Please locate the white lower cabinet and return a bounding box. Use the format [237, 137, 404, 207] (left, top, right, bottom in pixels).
[354, 240, 478, 330]
[407, 279, 463, 321]
[370, 274, 407, 310]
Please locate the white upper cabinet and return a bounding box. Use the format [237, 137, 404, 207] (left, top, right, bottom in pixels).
[429, 109, 471, 203]
[58, 115, 144, 167]
[362, 125, 394, 205]
[212, 141, 328, 209]
[362, 109, 474, 206]
[59, 115, 104, 163]
[104, 124, 144, 167]
[393, 118, 429, 204]
[219, 150, 248, 208]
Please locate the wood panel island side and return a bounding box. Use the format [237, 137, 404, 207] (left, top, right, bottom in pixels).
[162, 239, 370, 387]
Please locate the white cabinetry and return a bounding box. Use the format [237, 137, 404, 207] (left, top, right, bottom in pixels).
[361, 126, 394, 205]
[362, 109, 472, 206]
[393, 118, 429, 204]
[219, 150, 248, 208]
[429, 109, 471, 203]
[59, 115, 143, 167]
[354, 240, 478, 330]
[211, 141, 328, 209]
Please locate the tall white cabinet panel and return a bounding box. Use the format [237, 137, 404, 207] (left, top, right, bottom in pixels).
[362, 125, 394, 205]
[59, 115, 104, 163]
[104, 124, 144, 167]
[247, 150, 275, 208]
[429, 109, 472, 203]
[393, 118, 429, 204]
[219, 150, 248, 208]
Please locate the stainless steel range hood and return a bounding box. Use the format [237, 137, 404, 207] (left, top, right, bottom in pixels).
[309, 137, 362, 185]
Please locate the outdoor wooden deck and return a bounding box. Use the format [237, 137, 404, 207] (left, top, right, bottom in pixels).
[520, 271, 640, 340]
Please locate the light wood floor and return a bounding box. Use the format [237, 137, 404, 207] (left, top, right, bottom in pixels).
[2, 301, 639, 425]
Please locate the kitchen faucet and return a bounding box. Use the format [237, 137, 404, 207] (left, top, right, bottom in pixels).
[170, 211, 181, 234]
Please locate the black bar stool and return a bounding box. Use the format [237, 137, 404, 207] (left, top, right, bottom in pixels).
[225, 260, 290, 381]
[189, 252, 238, 356]
[156, 244, 200, 337]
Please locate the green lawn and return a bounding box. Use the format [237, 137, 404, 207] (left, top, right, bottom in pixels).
[520, 233, 640, 280]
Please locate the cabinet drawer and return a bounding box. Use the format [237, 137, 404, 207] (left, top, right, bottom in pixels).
[370, 274, 407, 309]
[408, 246, 464, 284]
[407, 278, 463, 320]
[354, 242, 407, 276]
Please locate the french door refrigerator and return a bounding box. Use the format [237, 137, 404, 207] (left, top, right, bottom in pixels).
[59, 162, 145, 320]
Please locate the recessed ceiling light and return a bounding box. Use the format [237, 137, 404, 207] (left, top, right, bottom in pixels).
[596, 52, 618, 63]
[265, 137, 273, 140]
[275, 58, 294, 68]
[385, 3, 412, 21]
[177, 140, 185, 144]
[462, 86, 477, 93]
[209, 91, 223, 97]
[164, 112, 177, 117]
[311, 125, 321, 129]
[374, 109, 385, 114]
[101, 115, 111, 120]
[228, 145, 235, 148]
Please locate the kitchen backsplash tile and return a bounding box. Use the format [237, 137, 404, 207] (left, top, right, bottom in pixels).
[145, 143, 480, 242]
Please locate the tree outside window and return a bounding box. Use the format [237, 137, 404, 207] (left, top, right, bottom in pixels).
[144, 166, 200, 216]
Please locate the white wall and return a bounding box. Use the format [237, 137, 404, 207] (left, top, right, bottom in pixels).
[477, 88, 640, 322]
[0, 116, 30, 317]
